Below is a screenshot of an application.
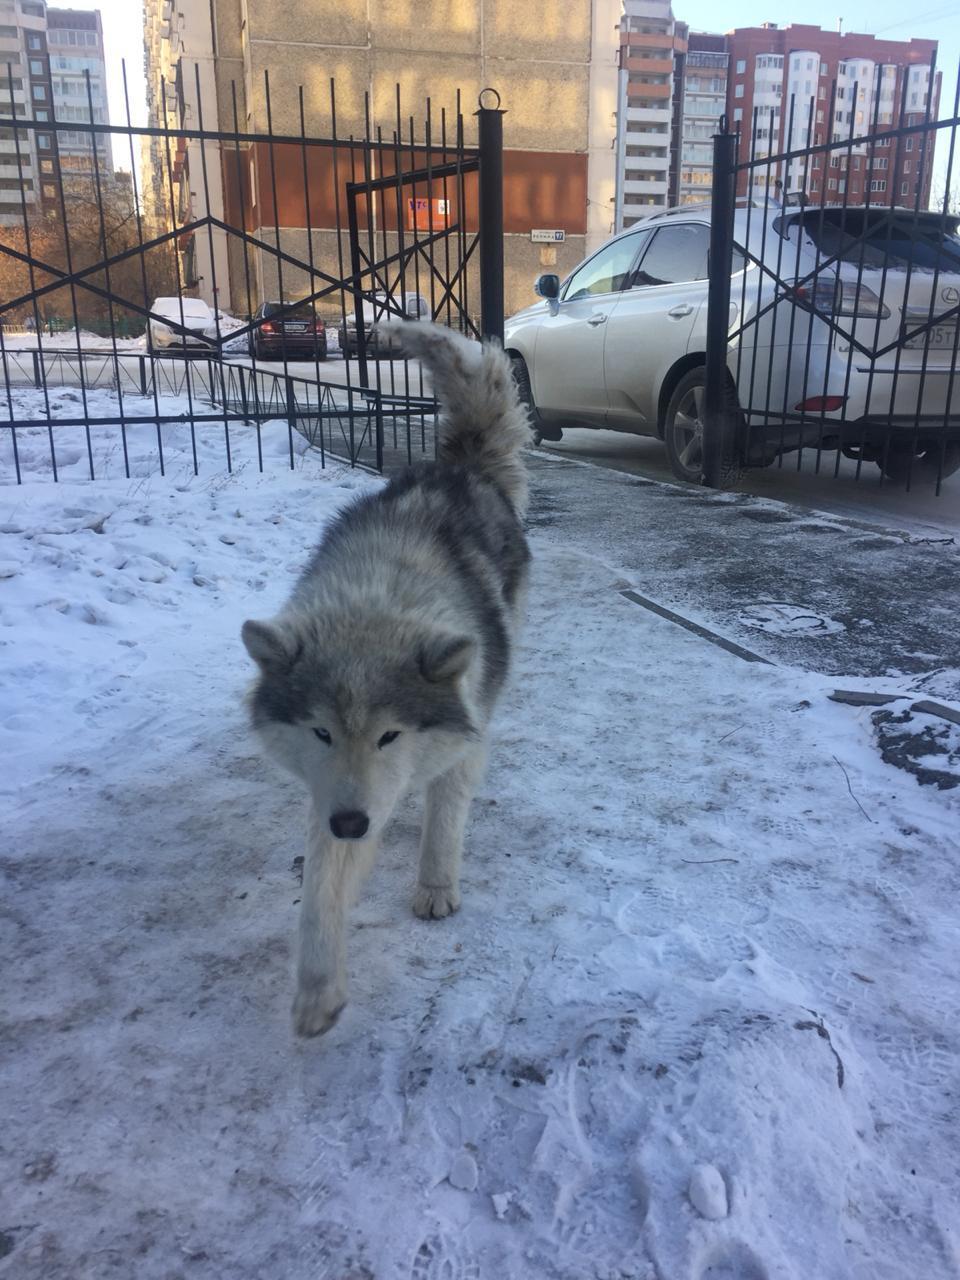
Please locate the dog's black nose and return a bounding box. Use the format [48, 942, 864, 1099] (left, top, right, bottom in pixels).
[330, 810, 369, 840]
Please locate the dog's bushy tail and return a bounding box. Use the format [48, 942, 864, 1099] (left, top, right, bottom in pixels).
[380, 321, 529, 515]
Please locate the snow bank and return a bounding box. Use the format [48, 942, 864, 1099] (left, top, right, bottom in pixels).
[1, 392, 958, 1279]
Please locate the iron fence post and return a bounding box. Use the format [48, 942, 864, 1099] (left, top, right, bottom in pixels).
[476, 90, 505, 343]
[703, 121, 740, 490]
[32, 350, 41, 390]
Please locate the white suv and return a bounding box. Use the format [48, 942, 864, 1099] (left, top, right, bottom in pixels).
[505, 204, 960, 484]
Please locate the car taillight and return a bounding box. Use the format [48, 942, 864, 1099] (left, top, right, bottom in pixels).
[261, 321, 276, 334]
[794, 395, 847, 412]
[789, 279, 890, 319]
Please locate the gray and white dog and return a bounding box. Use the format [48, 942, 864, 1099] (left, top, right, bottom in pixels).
[241, 322, 530, 1036]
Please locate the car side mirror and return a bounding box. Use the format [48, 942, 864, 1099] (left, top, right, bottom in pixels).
[534, 273, 560, 301]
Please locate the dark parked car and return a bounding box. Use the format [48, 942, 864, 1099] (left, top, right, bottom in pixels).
[249, 301, 327, 361]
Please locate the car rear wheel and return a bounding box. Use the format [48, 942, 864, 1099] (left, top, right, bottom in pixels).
[664, 368, 742, 486]
[878, 440, 960, 484]
[664, 370, 708, 483]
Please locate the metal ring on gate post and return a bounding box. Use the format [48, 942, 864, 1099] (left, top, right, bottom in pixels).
[478, 87, 502, 111]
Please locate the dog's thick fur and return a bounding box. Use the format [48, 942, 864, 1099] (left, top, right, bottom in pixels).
[242, 323, 530, 1036]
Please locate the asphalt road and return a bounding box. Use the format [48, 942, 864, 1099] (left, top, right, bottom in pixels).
[526, 449, 960, 699]
[542, 427, 960, 541]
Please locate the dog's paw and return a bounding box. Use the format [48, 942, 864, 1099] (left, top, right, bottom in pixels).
[413, 883, 461, 920]
[292, 985, 346, 1038]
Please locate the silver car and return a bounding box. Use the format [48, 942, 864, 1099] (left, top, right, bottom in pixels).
[505, 204, 960, 484]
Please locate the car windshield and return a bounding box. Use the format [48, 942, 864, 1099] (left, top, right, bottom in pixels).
[779, 210, 960, 272]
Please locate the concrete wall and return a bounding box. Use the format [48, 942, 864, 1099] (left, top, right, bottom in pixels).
[222, 0, 618, 320]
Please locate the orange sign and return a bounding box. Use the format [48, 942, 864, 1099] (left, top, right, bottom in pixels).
[407, 197, 451, 231]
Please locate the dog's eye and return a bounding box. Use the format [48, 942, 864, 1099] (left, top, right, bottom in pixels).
[378, 730, 401, 748]
[312, 727, 332, 744]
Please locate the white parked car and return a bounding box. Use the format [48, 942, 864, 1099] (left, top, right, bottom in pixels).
[505, 204, 960, 483]
[147, 297, 218, 354]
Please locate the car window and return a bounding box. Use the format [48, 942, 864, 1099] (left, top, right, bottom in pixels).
[563, 234, 646, 302]
[632, 224, 710, 287]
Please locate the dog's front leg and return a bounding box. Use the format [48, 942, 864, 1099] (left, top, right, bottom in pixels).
[293, 804, 379, 1037]
[414, 742, 486, 920]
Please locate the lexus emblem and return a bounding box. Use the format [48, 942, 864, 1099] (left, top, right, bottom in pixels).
[943, 286, 960, 305]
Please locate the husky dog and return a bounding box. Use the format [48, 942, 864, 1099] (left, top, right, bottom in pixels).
[241, 322, 530, 1036]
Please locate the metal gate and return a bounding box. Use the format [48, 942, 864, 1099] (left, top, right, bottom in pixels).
[704, 58, 960, 493]
[0, 67, 504, 483]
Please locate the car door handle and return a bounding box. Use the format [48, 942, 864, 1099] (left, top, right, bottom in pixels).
[668, 304, 694, 318]
[587, 313, 607, 326]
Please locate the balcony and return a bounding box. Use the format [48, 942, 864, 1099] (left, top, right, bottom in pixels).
[626, 106, 672, 124]
[625, 152, 669, 169]
[624, 178, 669, 195]
[626, 83, 672, 101]
[624, 57, 674, 76]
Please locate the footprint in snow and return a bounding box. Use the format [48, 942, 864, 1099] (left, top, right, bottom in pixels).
[695, 1240, 768, 1280]
[410, 1233, 479, 1280]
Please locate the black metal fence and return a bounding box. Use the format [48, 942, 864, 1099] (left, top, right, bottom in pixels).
[705, 58, 960, 492]
[0, 64, 505, 483]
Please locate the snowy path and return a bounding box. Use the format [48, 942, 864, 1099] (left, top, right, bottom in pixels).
[2, 398, 959, 1279]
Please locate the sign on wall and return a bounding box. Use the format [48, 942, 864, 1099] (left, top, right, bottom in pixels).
[530, 229, 565, 243]
[407, 197, 451, 231]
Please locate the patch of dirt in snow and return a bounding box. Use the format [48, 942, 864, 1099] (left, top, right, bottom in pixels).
[1, 396, 959, 1280]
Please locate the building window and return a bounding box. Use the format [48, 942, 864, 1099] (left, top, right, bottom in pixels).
[733, 107, 742, 122]
[810, 179, 818, 192]
[34, 108, 47, 120]
[21, 1, 44, 14]
[793, 58, 800, 71]
[820, 61, 828, 76]
[818, 85, 826, 99]
[828, 177, 837, 190]
[42, 183, 56, 197]
[816, 110, 824, 124]
[901, 181, 909, 195]
[872, 156, 888, 170]
[870, 179, 886, 192]
[27, 34, 41, 50]
[839, 179, 846, 193]
[736, 59, 746, 74]
[734, 84, 744, 99]
[38, 132, 50, 148]
[852, 156, 861, 170]
[29, 58, 43, 75]
[905, 137, 913, 151]
[904, 159, 911, 173]
[32, 84, 45, 100]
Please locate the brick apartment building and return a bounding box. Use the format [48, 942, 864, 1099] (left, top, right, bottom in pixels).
[725, 24, 941, 207]
[614, 15, 941, 228]
[143, 0, 622, 318]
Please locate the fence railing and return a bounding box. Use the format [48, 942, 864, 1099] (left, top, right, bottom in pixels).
[704, 57, 960, 493]
[0, 65, 502, 484]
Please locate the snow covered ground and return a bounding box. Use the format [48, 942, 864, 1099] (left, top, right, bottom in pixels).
[2, 392, 959, 1280]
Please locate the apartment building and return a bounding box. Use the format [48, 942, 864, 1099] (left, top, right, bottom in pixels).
[726, 24, 940, 206]
[673, 29, 727, 207]
[46, 7, 112, 181]
[0, 0, 55, 224]
[614, 0, 678, 227]
[143, 0, 621, 317]
[142, 0, 229, 303]
[0, 1, 113, 227]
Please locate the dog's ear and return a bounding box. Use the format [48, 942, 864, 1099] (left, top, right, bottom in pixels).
[419, 633, 476, 683]
[241, 619, 300, 672]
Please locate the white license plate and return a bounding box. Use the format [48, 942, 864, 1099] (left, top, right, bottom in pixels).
[903, 325, 958, 351]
